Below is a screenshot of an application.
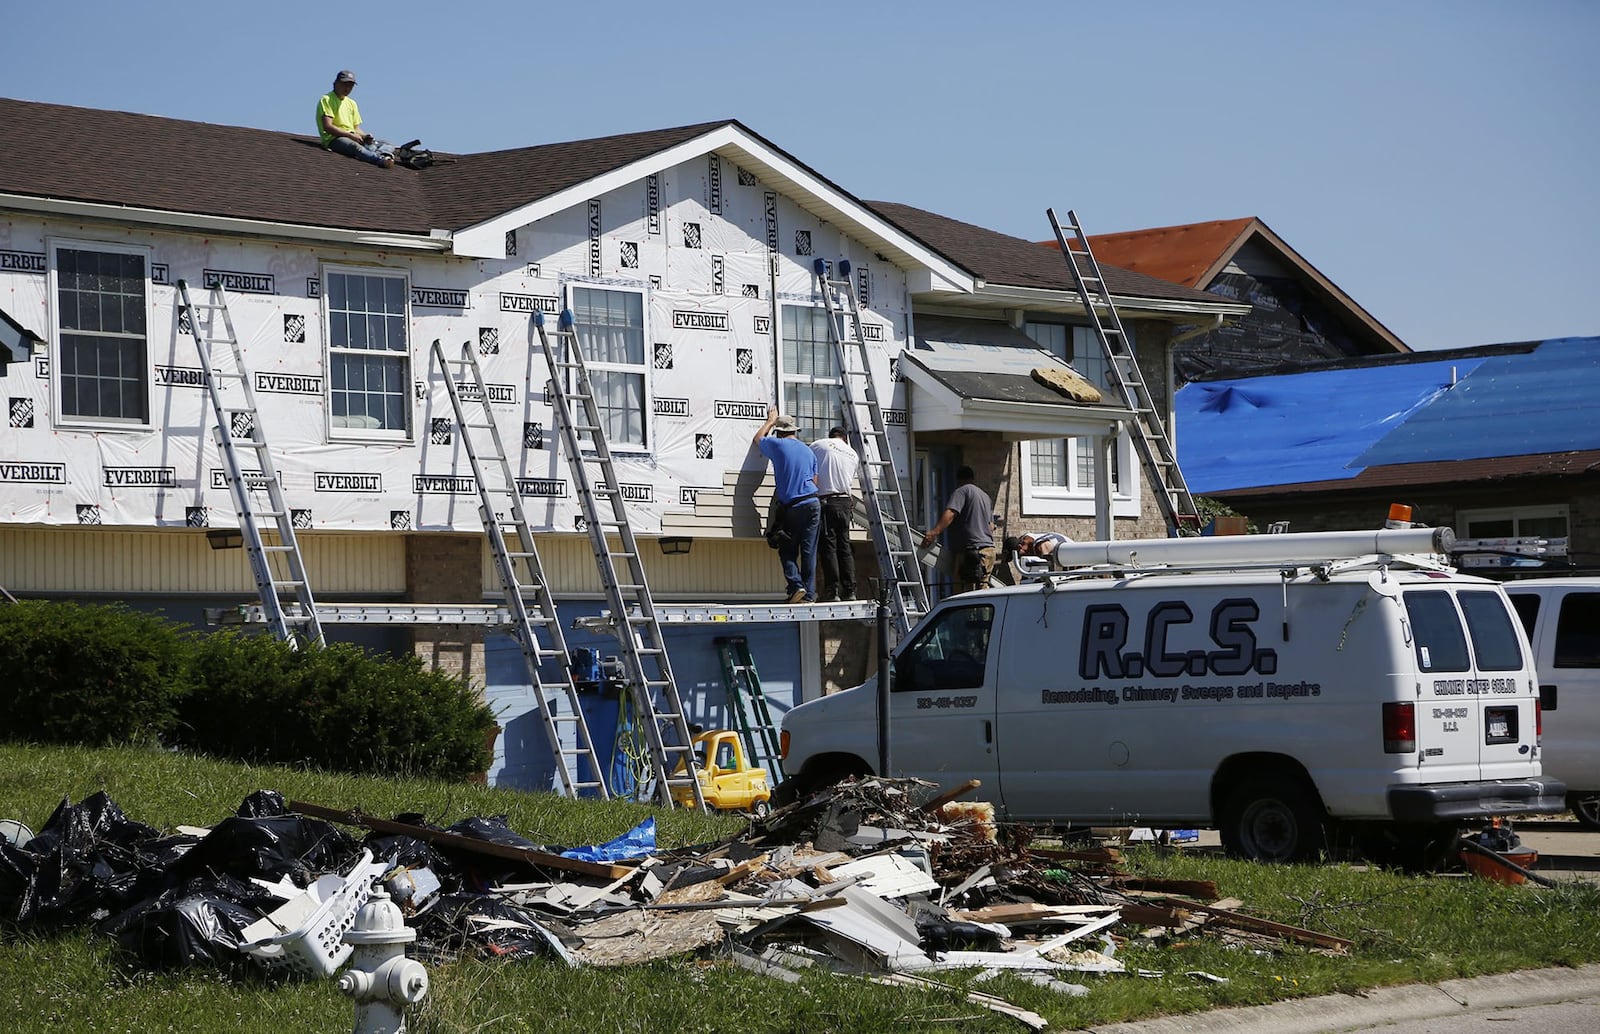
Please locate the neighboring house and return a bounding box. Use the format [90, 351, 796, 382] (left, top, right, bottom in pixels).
[0, 96, 1235, 789]
[1068, 217, 1410, 382]
[1175, 337, 1600, 566]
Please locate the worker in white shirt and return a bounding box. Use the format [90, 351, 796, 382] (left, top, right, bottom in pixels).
[810, 426, 862, 601]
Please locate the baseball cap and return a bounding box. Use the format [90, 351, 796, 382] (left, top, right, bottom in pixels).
[335, 70, 357, 84]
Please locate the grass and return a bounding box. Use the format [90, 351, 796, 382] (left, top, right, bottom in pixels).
[3, 743, 1599, 1033]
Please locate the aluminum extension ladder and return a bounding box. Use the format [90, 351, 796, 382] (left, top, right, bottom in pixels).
[714, 636, 783, 784]
[532, 310, 706, 811]
[812, 258, 929, 639]
[176, 280, 323, 646]
[1046, 208, 1202, 536]
[429, 340, 609, 799]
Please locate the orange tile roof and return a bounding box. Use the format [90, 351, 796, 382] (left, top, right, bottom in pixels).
[1053, 218, 1256, 289]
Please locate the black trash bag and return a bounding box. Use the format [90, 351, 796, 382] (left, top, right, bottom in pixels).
[174, 815, 359, 886]
[100, 873, 283, 971]
[445, 815, 547, 852]
[415, 892, 579, 962]
[0, 838, 37, 921]
[364, 833, 453, 881]
[436, 815, 554, 890]
[916, 912, 1006, 954]
[236, 789, 289, 818]
[8, 792, 167, 928]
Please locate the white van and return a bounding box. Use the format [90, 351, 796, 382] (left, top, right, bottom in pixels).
[781, 527, 1565, 866]
[1503, 578, 1600, 830]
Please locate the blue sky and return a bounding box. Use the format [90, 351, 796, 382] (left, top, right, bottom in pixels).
[5, 1, 1593, 351]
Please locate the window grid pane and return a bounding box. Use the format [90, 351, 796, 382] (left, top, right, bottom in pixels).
[56, 247, 148, 422]
[571, 287, 647, 447]
[327, 270, 410, 432]
[781, 306, 839, 440]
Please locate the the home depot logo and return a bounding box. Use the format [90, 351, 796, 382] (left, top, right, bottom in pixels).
[654, 397, 690, 417]
[673, 311, 729, 332]
[0, 462, 66, 483]
[619, 483, 653, 503]
[104, 466, 176, 488]
[500, 292, 560, 314]
[203, 269, 275, 294]
[315, 472, 382, 492]
[515, 478, 567, 497]
[412, 287, 469, 309]
[256, 373, 323, 395]
[714, 400, 766, 420]
[153, 365, 208, 388]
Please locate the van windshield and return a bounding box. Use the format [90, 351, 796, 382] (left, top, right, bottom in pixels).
[1403, 591, 1470, 672]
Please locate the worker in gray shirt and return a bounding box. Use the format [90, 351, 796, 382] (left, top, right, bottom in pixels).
[811, 426, 861, 601]
[921, 465, 995, 594]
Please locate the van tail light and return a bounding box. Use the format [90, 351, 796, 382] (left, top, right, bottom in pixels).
[1535, 699, 1543, 743]
[1383, 702, 1416, 753]
[780, 730, 790, 759]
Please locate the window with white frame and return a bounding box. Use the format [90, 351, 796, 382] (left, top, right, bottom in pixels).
[51, 240, 151, 425]
[326, 268, 410, 435]
[1020, 321, 1137, 515]
[780, 305, 840, 440]
[570, 286, 648, 449]
[1457, 505, 1569, 543]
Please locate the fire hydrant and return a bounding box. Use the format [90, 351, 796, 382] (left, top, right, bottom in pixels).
[337, 885, 429, 1034]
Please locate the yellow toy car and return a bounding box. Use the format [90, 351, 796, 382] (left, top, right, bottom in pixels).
[671, 729, 772, 816]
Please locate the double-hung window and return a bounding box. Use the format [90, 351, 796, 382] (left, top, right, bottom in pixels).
[780, 305, 839, 440]
[570, 286, 648, 450]
[326, 268, 410, 436]
[51, 240, 151, 426]
[1020, 321, 1138, 516]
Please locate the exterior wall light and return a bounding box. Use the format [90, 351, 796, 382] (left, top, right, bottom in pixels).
[658, 536, 692, 556]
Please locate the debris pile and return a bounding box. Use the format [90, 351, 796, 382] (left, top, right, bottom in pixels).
[0, 779, 1352, 1029]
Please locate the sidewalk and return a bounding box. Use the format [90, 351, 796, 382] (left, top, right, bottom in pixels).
[1087, 963, 1600, 1034]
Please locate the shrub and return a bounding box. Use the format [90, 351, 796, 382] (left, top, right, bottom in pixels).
[178, 632, 495, 780]
[0, 600, 195, 745]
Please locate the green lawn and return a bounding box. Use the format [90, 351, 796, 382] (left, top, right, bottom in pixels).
[3, 744, 1597, 1033]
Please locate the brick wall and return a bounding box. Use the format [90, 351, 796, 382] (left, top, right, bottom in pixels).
[405, 534, 487, 695]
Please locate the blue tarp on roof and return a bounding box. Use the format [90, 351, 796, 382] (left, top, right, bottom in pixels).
[1175, 336, 1600, 494]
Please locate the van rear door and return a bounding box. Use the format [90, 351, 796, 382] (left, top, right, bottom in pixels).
[1403, 587, 1533, 781]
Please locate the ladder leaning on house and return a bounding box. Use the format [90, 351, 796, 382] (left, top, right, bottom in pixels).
[714, 636, 783, 784]
[1045, 209, 1202, 536]
[532, 309, 707, 811]
[429, 339, 610, 800]
[176, 280, 324, 647]
[812, 259, 930, 639]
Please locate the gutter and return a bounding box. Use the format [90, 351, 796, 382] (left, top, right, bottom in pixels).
[1, 193, 453, 253]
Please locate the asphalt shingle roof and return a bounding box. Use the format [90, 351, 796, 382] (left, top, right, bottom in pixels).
[0, 96, 730, 235]
[865, 201, 1225, 305]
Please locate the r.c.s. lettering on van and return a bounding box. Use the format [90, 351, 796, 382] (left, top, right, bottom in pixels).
[1079, 598, 1278, 679]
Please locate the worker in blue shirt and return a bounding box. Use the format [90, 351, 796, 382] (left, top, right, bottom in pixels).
[753, 408, 820, 603]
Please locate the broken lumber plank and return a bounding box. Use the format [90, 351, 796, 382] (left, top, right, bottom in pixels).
[1114, 876, 1219, 899]
[288, 800, 632, 880]
[1029, 845, 1123, 865]
[918, 778, 983, 814]
[1153, 898, 1352, 953]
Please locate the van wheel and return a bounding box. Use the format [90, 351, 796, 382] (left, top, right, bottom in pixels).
[749, 799, 772, 820]
[1219, 779, 1328, 863]
[1569, 792, 1600, 831]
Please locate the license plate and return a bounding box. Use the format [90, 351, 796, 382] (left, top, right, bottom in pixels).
[1488, 714, 1510, 739]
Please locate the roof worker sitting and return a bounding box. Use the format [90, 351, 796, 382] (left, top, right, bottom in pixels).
[316, 70, 392, 168]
